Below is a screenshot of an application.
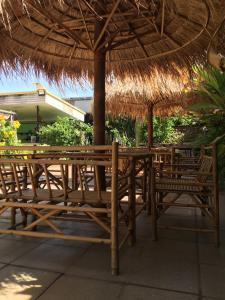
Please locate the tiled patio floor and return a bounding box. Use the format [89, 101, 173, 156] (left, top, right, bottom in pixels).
[0, 193, 224, 300]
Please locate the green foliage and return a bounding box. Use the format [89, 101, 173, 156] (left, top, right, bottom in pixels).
[106, 114, 197, 146]
[169, 113, 198, 126]
[140, 116, 185, 145]
[190, 65, 225, 113]
[39, 117, 93, 146]
[105, 116, 135, 146]
[191, 65, 225, 183]
[0, 117, 20, 146]
[38, 114, 196, 148]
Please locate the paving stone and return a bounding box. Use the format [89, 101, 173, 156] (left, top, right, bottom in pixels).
[13, 243, 87, 273]
[158, 229, 197, 243]
[120, 285, 199, 300]
[199, 243, 225, 266]
[65, 244, 114, 280]
[201, 264, 225, 298]
[138, 238, 198, 264]
[38, 275, 123, 300]
[66, 243, 198, 293]
[0, 239, 39, 264]
[155, 215, 198, 243]
[0, 265, 59, 300]
[120, 256, 199, 293]
[202, 298, 224, 300]
[0, 233, 45, 244]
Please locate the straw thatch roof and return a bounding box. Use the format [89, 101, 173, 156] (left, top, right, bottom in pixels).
[0, 0, 224, 81]
[106, 68, 189, 119]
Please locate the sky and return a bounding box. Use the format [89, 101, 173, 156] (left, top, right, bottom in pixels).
[0, 72, 93, 98]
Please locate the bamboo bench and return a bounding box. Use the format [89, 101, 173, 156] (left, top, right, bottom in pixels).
[0, 142, 141, 275]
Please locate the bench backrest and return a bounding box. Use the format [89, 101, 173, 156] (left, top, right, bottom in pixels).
[0, 143, 119, 204]
[196, 155, 213, 183]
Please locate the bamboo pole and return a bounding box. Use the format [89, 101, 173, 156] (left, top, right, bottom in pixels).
[94, 5, 106, 146]
[128, 157, 136, 246]
[111, 141, 119, 275]
[147, 104, 153, 150]
[93, 5, 106, 189]
[212, 142, 219, 246]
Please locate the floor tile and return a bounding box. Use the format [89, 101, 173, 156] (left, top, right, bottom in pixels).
[0, 239, 39, 264]
[199, 243, 225, 266]
[13, 243, 87, 273]
[38, 275, 123, 300]
[202, 298, 224, 300]
[139, 239, 197, 263]
[66, 244, 199, 293]
[0, 265, 59, 300]
[120, 257, 199, 293]
[120, 285, 198, 300]
[65, 244, 114, 280]
[201, 264, 225, 298]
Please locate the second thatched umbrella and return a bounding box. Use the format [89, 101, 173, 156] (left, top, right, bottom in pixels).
[106, 69, 188, 149]
[0, 0, 224, 146]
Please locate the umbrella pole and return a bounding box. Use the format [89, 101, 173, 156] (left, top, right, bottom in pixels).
[147, 104, 153, 150]
[94, 7, 106, 146]
[93, 49, 106, 145]
[93, 14, 106, 190]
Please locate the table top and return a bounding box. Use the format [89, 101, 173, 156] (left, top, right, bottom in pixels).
[0, 151, 152, 160]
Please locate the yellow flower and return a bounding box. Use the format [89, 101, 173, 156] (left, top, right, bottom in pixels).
[3, 132, 9, 139]
[12, 120, 20, 129]
[8, 130, 15, 137]
[0, 115, 5, 121]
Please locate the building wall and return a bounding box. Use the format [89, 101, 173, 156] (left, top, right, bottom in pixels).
[0, 93, 44, 104]
[65, 97, 93, 113]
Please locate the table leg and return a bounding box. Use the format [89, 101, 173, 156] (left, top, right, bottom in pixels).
[147, 157, 152, 215]
[128, 158, 136, 246]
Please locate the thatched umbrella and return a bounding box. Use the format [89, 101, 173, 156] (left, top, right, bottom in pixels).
[106, 69, 187, 149]
[0, 0, 224, 145]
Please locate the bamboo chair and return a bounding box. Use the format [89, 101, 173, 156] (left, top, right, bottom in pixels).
[0, 161, 28, 227]
[0, 142, 135, 275]
[151, 143, 220, 245]
[170, 145, 202, 172]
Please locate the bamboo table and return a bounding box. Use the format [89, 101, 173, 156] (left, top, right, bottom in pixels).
[30, 151, 152, 245]
[0, 148, 152, 246]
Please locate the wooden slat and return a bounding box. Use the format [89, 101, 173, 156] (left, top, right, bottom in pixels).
[0, 229, 111, 244]
[0, 158, 112, 167]
[0, 145, 113, 151]
[0, 202, 109, 213]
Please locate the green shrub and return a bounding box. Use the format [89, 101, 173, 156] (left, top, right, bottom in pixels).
[105, 116, 135, 146]
[39, 117, 93, 146]
[140, 116, 184, 145]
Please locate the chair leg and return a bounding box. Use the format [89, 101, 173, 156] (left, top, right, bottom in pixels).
[111, 216, 119, 275]
[111, 243, 119, 275]
[151, 191, 158, 241]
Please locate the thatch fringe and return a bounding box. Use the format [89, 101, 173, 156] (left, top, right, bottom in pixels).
[0, 0, 224, 82]
[106, 68, 190, 119]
